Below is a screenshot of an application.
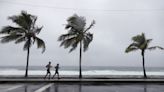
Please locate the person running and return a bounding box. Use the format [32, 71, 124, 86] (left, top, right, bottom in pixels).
[44, 61, 52, 79]
[52, 63, 60, 79]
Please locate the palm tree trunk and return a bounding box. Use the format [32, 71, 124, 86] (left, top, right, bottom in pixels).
[79, 41, 82, 78]
[25, 39, 30, 78]
[142, 50, 147, 78]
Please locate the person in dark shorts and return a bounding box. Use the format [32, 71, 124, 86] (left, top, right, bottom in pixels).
[52, 63, 60, 79]
[44, 61, 52, 79]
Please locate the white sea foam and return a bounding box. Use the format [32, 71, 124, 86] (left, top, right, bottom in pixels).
[0, 69, 164, 76]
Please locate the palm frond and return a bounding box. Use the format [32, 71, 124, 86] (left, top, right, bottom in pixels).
[35, 37, 46, 53]
[69, 41, 78, 52]
[1, 34, 22, 43]
[31, 16, 37, 30]
[83, 33, 93, 52]
[58, 32, 76, 41]
[125, 43, 139, 53]
[69, 35, 83, 52]
[66, 14, 86, 31]
[132, 33, 145, 44]
[23, 39, 32, 51]
[65, 24, 71, 29]
[34, 26, 43, 34]
[66, 15, 77, 30]
[140, 41, 147, 50]
[60, 37, 76, 49]
[84, 20, 95, 33]
[147, 46, 164, 50]
[140, 39, 152, 50]
[8, 15, 28, 30]
[125, 47, 139, 53]
[15, 37, 26, 44]
[21, 11, 34, 30]
[0, 26, 26, 34]
[8, 11, 34, 31]
[58, 32, 81, 52]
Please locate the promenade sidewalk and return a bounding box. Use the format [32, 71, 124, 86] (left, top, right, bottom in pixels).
[0, 75, 164, 83]
[0, 77, 164, 83]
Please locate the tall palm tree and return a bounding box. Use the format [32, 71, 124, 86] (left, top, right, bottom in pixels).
[0, 11, 46, 78]
[125, 33, 163, 78]
[58, 14, 95, 78]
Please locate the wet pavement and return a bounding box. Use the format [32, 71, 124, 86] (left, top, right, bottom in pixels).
[0, 83, 164, 92]
[0, 83, 46, 92]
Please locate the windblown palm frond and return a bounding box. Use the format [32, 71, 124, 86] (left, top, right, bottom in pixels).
[84, 20, 95, 32]
[58, 32, 76, 41]
[33, 26, 43, 34]
[66, 14, 86, 31]
[23, 39, 32, 51]
[69, 40, 79, 52]
[1, 34, 23, 43]
[125, 47, 139, 53]
[147, 46, 164, 50]
[9, 11, 31, 30]
[125, 43, 139, 53]
[15, 37, 26, 44]
[34, 37, 46, 53]
[83, 33, 93, 51]
[0, 26, 26, 34]
[132, 33, 145, 45]
[60, 37, 76, 49]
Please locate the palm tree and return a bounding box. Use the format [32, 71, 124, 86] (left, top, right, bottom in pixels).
[58, 14, 95, 78]
[0, 11, 46, 78]
[125, 33, 163, 78]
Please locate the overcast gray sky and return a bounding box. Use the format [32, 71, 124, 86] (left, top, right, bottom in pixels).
[0, 0, 164, 67]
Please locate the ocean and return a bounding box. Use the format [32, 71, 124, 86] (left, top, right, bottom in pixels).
[0, 66, 164, 77]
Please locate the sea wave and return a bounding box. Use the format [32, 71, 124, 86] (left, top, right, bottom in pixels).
[0, 69, 164, 76]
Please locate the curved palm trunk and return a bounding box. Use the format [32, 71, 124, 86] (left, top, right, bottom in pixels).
[25, 47, 30, 78]
[141, 50, 147, 78]
[25, 39, 30, 78]
[79, 41, 82, 78]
